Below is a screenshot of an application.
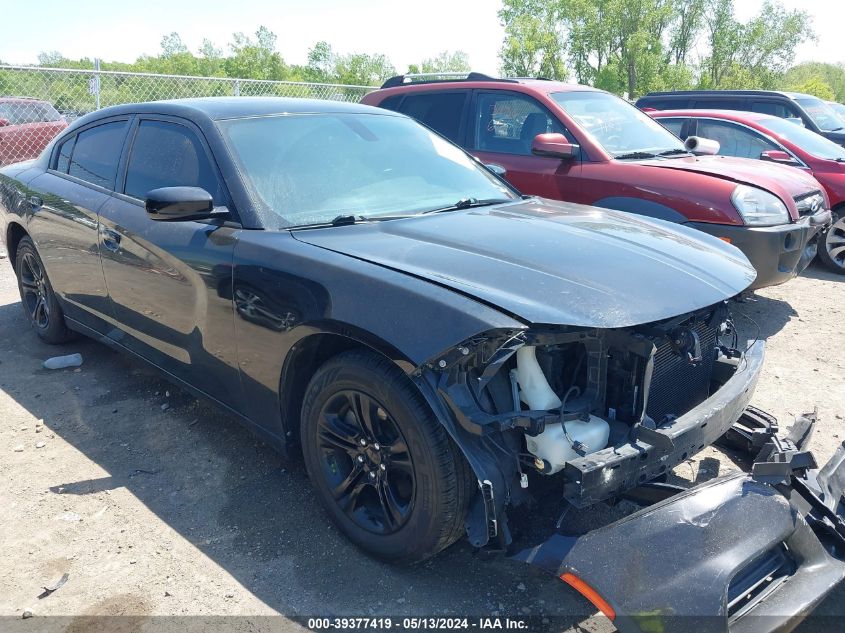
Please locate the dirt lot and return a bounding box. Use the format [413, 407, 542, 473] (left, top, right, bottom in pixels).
[1, 255, 843, 632]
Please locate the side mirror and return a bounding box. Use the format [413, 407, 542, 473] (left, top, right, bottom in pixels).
[145, 186, 224, 222]
[0, 118, 11, 127]
[532, 133, 579, 159]
[785, 117, 805, 127]
[684, 136, 720, 155]
[760, 149, 799, 166]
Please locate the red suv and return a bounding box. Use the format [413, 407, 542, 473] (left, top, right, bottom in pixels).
[650, 108, 845, 274]
[0, 97, 68, 167]
[362, 74, 831, 289]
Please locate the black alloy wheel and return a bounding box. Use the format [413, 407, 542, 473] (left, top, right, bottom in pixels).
[300, 350, 472, 563]
[316, 389, 414, 535]
[14, 237, 75, 344]
[19, 250, 51, 330]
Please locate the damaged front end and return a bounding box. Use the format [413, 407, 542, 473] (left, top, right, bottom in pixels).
[514, 414, 845, 633]
[417, 300, 760, 549]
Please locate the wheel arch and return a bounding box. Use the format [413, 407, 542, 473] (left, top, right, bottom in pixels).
[278, 328, 417, 452]
[5, 221, 29, 269]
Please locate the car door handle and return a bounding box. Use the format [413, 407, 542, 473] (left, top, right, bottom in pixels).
[101, 228, 122, 252]
[29, 195, 42, 211]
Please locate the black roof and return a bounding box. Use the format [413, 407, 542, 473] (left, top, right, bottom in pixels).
[639, 89, 810, 100]
[85, 97, 387, 121]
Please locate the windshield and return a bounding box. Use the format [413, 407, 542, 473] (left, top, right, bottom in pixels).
[828, 102, 845, 125]
[219, 113, 516, 228]
[795, 97, 844, 132]
[764, 116, 845, 161]
[550, 91, 686, 158]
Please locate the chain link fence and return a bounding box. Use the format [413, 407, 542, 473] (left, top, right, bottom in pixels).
[0, 65, 375, 166]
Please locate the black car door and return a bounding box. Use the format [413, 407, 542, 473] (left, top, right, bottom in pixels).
[25, 117, 129, 332]
[97, 115, 243, 410]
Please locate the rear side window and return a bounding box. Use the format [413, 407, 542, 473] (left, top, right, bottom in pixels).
[377, 95, 403, 112]
[394, 92, 467, 142]
[750, 101, 793, 118]
[639, 98, 687, 110]
[124, 119, 222, 203]
[692, 98, 745, 110]
[67, 121, 127, 189]
[474, 92, 567, 156]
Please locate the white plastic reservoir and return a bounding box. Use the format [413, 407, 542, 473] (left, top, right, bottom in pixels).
[515, 346, 610, 474]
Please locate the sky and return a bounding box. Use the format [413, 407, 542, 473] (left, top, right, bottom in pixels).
[0, 0, 843, 75]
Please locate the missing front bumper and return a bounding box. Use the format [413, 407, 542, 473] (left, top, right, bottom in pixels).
[562, 340, 765, 507]
[514, 412, 845, 633]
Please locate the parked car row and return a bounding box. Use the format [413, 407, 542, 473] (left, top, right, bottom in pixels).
[1, 77, 844, 632]
[649, 108, 845, 273]
[362, 75, 832, 287]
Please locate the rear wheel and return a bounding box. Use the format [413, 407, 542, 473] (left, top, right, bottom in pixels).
[818, 208, 845, 274]
[300, 349, 471, 563]
[15, 237, 75, 344]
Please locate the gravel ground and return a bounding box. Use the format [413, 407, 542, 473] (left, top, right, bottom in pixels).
[0, 255, 843, 632]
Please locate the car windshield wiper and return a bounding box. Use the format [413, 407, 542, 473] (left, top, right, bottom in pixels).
[656, 148, 693, 157]
[420, 197, 512, 215]
[614, 150, 659, 160]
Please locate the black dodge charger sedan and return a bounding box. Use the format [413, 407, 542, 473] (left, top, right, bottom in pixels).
[2, 98, 844, 630]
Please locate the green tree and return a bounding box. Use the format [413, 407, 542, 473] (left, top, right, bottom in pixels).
[160, 32, 189, 57]
[700, 0, 812, 89]
[415, 50, 471, 74]
[782, 62, 845, 101]
[305, 41, 335, 82]
[333, 53, 395, 85]
[498, 5, 567, 80]
[223, 26, 287, 81]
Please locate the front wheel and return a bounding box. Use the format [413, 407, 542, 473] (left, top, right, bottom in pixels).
[818, 209, 845, 274]
[300, 350, 472, 564]
[14, 236, 75, 344]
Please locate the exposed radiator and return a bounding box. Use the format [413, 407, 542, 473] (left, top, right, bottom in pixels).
[646, 319, 718, 423]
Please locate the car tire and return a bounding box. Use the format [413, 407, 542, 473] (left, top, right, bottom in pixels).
[300, 349, 472, 564]
[14, 237, 76, 344]
[817, 208, 845, 274]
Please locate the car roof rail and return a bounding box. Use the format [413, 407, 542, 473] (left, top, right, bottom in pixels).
[380, 72, 520, 89]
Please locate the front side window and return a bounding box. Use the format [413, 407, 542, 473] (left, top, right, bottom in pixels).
[474, 92, 567, 156]
[67, 121, 127, 189]
[695, 119, 779, 160]
[396, 92, 466, 143]
[552, 91, 686, 158]
[796, 97, 844, 132]
[124, 120, 222, 203]
[218, 113, 516, 228]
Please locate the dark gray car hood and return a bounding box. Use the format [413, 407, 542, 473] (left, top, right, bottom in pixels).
[291, 198, 756, 328]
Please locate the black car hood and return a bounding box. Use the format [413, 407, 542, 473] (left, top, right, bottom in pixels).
[291, 199, 756, 328]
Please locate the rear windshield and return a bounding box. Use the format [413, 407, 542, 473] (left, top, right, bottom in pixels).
[0, 101, 62, 125]
[764, 117, 845, 161]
